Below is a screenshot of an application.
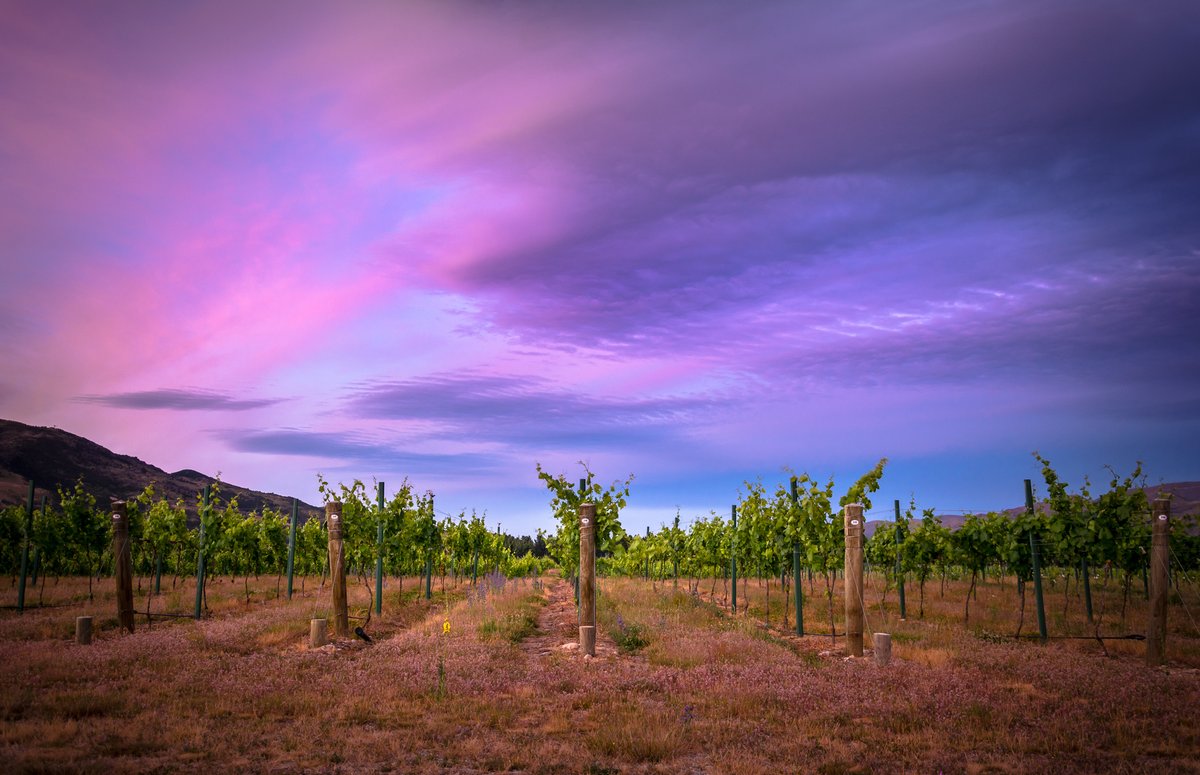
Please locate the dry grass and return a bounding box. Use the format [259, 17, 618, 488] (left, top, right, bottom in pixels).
[1, 570, 1199, 773]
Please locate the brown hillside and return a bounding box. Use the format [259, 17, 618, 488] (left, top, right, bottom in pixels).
[0, 418, 320, 522]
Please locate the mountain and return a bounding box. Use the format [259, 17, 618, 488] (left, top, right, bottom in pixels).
[0, 418, 320, 521]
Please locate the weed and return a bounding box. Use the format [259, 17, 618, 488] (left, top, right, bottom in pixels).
[611, 615, 649, 653]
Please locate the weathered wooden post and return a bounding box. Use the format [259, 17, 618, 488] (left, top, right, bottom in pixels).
[579, 501, 597, 656]
[75, 616, 93, 645]
[1147, 497, 1171, 666]
[730, 504, 738, 614]
[874, 632, 892, 666]
[895, 499, 907, 620]
[376, 482, 385, 616]
[1026, 479, 1047, 644]
[286, 498, 298, 599]
[17, 481, 33, 614]
[844, 503, 865, 657]
[310, 618, 328, 648]
[327, 501, 349, 638]
[112, 500, 135, 634]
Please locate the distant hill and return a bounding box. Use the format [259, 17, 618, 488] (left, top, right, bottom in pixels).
[0, 418, 320, 522]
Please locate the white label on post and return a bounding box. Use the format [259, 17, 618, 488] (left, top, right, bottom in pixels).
[1158, 514, 1167, 521]
[331, 514, 339, 521]
[581, 518, 590, 526]
[851, 519, 860, 526]
[112, 514, 120, 521]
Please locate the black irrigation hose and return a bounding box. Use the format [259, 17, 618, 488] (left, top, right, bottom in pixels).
[1009, 633, 1145, 641]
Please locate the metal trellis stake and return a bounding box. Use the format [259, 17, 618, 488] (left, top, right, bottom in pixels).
[1026, 479, 1047, 644]
[194, 484, 209, 620]
[18, 481, 33, 614]
[376, 482, 385, 617]
[286, 498, 297, 599]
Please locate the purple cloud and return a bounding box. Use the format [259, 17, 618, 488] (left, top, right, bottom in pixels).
[76, 389, 284, 412]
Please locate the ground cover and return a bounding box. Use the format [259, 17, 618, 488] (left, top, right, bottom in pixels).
[1, 570, 1198, 773]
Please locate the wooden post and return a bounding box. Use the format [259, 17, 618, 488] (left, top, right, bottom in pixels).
[579, 502, 596, 655]
[844, 503, 864, 657]
[112, 500, 135, 634]
[895, 499, 907, 620]
[310, 618, 328, 648]
[730, 505, 738, 614]
[17, 481, 33, 613]
[1147, 498, 1171, 666]
[874, 632, 892, 666]
[76, 616, 93, 645]
[286, 498, 297, 599]
[327, 502, 349, 638]
[376, 482, 385, 617]
[1026, 479, 1047, 644]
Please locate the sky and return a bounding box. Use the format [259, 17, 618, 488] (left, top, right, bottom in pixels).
[2, 1, 1198, 536]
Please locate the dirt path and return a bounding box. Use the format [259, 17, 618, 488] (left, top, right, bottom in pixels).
[522, 575, 618, 659]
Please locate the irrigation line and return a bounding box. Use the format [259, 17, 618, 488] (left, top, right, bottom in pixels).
[1010, 633, 1145, 641]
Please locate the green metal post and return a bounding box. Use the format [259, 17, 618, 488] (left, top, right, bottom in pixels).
[731, 504, 738, 614]
[17, 481, 33, 613]
[1026, 479, 1047, 644]
[472, 551, 479, 584]
[790, 478, 803, 635]
[673, 513, 681, 581]
[376, 482, 385, 616]
[31, 495, 46, 588]
[895, 499, 907, 620]
[194, 484, 209, 619]
[425, 556, 432, 600]
[286, 499, 297, 599]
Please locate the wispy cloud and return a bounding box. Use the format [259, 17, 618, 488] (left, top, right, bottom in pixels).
[75, 389, 284, 412]
[218, 428, 499, 475]
[344, 373, 723, 450]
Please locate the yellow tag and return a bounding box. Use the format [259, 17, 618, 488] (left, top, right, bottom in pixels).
[442, 619, 451, 635]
